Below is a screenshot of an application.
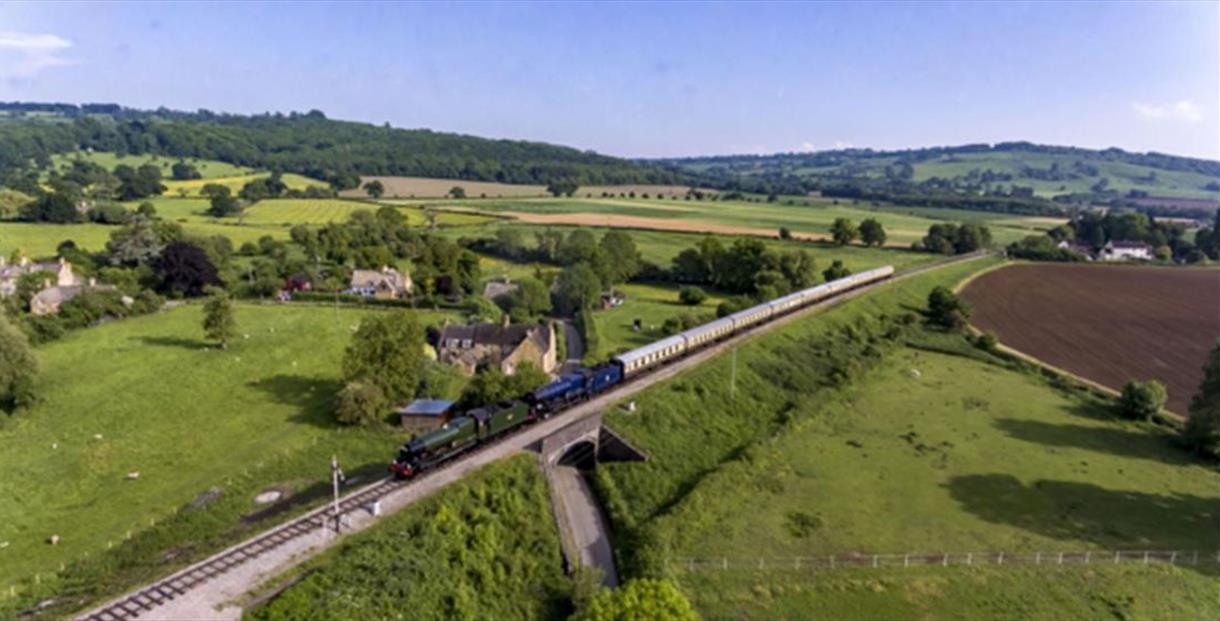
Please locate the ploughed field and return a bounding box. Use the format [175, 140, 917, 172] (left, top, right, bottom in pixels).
[962, 264, 1220, 415]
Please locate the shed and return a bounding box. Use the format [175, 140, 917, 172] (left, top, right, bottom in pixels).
[397, 399, 455, 435]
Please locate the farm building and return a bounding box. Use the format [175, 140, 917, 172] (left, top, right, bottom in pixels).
[0, 256, 80, 297]
[396, 399, 455, 435]
[1056, 240, 1096, 259]
[438, 316, 556, 376]
[347, 266, 411, 299]
[1098, 240, 1153, 262]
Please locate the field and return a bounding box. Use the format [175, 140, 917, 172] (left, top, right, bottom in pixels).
[246, 455, 570, 620]
[161, 172, 327, 198]
[342, 175, 549, 198]
[590, 282, 728, 360]
[0, 304, 457, 594]
[0, 221, 117, 257]
[962, 264, 1220, 415]
[442, 197, 1044, 246]
[48, 152, 254, 180]
[595, 257, 1219, 618]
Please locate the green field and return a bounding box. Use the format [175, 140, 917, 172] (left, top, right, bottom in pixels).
[246, 455, 570, 621]
[161, 172, 327, 198]
[0, 221, 117, 257]
[241, 199, 498, 228]
[0, 304, 457, 594]
[590, 282, 728, 359]
[595, 258, 1220, 618]
[48, 152, 255, 180]
[439, 197, 1045, 246]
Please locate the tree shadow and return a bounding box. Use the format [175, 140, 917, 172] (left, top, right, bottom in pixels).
[945, 474, 1220, 575]
[241, 459, 389, 524]
[132, 335, 210, 350]
[248, 374, 343, 428]
[993, 418, 1193, 467]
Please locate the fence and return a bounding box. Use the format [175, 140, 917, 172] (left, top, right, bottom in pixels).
[666, 550, 1219, 572]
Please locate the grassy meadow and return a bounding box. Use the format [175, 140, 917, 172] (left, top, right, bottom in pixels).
[590, 282, 728, 360]
[594, 257, 1220, 618]
[0, 304, 457, 597]
[246, 455, 570, 621]
[48, 152, 254, 180]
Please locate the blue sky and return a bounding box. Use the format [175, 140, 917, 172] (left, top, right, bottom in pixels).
[0, 1, 1216, 159]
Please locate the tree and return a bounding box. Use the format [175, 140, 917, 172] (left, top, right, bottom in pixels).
[1118, 379, 1167, 421]
[364, 179, 385, 198]
[778, 227, 792, 240]
[458, 361, 549, 408]
[598, 230, 641, 284]
[926, 285, 970, 329]
[822, 259, 850, 282]
[171, 161, 202, 180]
[448, 186, 466, 199]
[205, 185, 242, 217]
[21, 191, 80, 223]
[954, 223, 992, 253]
[555, 263, 602, 315]
[136, 201, 157, 219]
[342, 311, 426, 405]
[571, 578, 698, 621]
[202, 287, 236, 348]
[114, 163, 165, 200]
[830, 218, 858, 246]
[0, 309, 38, 411]
[155, 241, 221, 296]
[859, 218, 887, 247]
[335, 380, 388, 426]
[678, 285, 707, 306]
[503, 277, 551, 320]
[1183, 342, 1220, 457]
[546, 179, 578, 197]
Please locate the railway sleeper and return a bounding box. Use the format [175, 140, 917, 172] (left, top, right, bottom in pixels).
[132, 592, 160, 607]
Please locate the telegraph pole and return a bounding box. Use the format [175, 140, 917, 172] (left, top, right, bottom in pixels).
[331, 455, 344, 533]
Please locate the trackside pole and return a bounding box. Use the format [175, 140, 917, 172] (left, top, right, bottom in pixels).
[331, 455, 344, 533]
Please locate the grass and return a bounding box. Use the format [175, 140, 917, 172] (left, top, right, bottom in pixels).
[0, 304, 456, 594]
[0, 222, 116, 257]
[590, 282, 726, 359]
[444, 197, 1043, 246]
[246, 455, 570, 621]
[161, 173, 326, 198]
[48, 152, 254, 180]
[240, 199, 497, 228]
[593, 257, 1219, 618]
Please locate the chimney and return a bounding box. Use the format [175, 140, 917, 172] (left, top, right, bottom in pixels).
[502, 313, 511, 329]
[59, 256, 66, 266]
[88, 277, 97, 287]
[20, 256, 30, 267]
[42, 278, 51, 290]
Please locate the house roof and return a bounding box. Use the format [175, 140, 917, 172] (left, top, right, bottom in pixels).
[350, 267, 409, 290]
[440, 322, 550, 351]
[482, 281, 517, 300]
[31, 283, 115, 307]
[397, 399, 455, 417]
[1108, 240, 1152, 250]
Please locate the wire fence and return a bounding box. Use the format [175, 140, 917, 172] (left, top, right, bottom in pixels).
[666, 550, 1219, 572]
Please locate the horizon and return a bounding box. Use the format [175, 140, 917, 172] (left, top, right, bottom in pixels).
[1, 2, 1217, 160]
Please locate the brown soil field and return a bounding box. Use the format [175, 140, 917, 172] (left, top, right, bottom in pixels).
[962, 263, 1220, 415]
[342, 176, 549, 199]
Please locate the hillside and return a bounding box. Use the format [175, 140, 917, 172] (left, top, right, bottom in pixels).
[662, 143, 1220, 218]
[0, 102, 681, 189]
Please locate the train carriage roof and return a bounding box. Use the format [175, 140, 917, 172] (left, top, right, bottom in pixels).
[614, 334, 687, 366]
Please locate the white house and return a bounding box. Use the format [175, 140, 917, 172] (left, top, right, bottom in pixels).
[1098, 240, 1153, 262]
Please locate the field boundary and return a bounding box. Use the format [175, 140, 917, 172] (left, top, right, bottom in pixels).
[666, 549, 1219, 572]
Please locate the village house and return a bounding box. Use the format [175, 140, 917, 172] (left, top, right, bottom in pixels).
[347, 266, 411, 300]
[0, 256, 80, 298]
[438, 316, 557, 376]
[1055, 240, 1096, 260]
[395, 399, 455, 435]
[30, 278, 121, 316]
[1098, 240, 1153, 262]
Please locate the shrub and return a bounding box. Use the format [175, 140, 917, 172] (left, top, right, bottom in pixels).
[926, 286, 971, 329]
[571, 578, 697, 621]
[335, 380, 388, 426]
[1182, 343, 1220, 457]
[1118, 379, 1167, 421]
[677, 286, 707, 306]
[975, 332, 998, 352]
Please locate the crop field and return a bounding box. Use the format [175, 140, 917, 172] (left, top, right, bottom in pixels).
[595, 257, 1219, 619]
[0, 221, 116, 257]
[239, 199, 499, 228]
[246, 455, 570, 620]
[48, 152, 254, 180]
[446, 197, 1039, 246]
[962, 264, 1220, 415]
[0, 304, 458, 594]
[161, 172, 327, 198]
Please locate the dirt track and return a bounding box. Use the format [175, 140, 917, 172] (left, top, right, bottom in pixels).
[962, 264, 1220, 415]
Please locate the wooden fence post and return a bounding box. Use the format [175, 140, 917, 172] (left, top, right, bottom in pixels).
[1057, 552, 1063, 565]
[998, 551, 1004, 565]
[1114, 551, 1120, 563]
[794, 557, 800, 570]
[1084, 551, 1090, 564]
[1143, 551, 1150, 565]
[942, 553, 949, 567]
[723, 557, 728, 570]
[1035, 552, 1041, 565]
[829, 555, 835, 569]
[873, 555, 878, 568]
[903, 554, 909, 568]
[1192, 550, 1199, 565]
[1170, 551, 1177, 565]
[967, 553, 973, 566]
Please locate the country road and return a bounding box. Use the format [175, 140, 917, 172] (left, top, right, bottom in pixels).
[549, 461, 619, 588]
[77, 252, 988, 621]
[559, 319, 584, 374]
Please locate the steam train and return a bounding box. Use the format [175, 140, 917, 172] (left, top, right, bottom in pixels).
[389, 265, 895, 478]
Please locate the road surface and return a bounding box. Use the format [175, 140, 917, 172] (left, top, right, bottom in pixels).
[549, 464, 619, 587]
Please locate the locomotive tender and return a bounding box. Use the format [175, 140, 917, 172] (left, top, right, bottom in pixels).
[390, 265, 894, 478]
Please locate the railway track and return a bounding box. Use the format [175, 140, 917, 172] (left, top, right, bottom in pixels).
[76, 251, 991, 621]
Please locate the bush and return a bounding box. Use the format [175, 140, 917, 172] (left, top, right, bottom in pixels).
[1182, 343, 1220, 457]
[677, 286, 707, 306]
[572, 578, 698, 621]
[335, 380, 388, 426]
[975, 332, 998, 352]
[1118, 379, 1167, 421]
[0, 310, 38, 410]
[926, 286, 971, 329]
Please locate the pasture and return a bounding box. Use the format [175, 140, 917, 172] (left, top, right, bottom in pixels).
[590, 282, 727, 360]
[0, 221, 116, 258]
[48, 152, 254, 180]
[161, 172, 326, 198]
[596, 257, 1219, 618]
[342, 176, 549, 199]
[962, 263, 1220, 415]
[0, 304, 456, 594]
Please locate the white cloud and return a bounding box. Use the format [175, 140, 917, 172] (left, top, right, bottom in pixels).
[799, 141, 815, 152]
[832, 140, 854, 150]
[1131, 100, 1204, 123]
[0, 31, 73, 79]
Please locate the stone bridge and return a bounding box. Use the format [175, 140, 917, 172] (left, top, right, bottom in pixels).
[540, 411, 603, 468]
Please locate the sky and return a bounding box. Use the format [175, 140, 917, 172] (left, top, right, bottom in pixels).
[0, 1, 1216, 160]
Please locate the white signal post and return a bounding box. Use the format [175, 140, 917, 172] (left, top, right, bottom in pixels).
[331, 455, 344, 532]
